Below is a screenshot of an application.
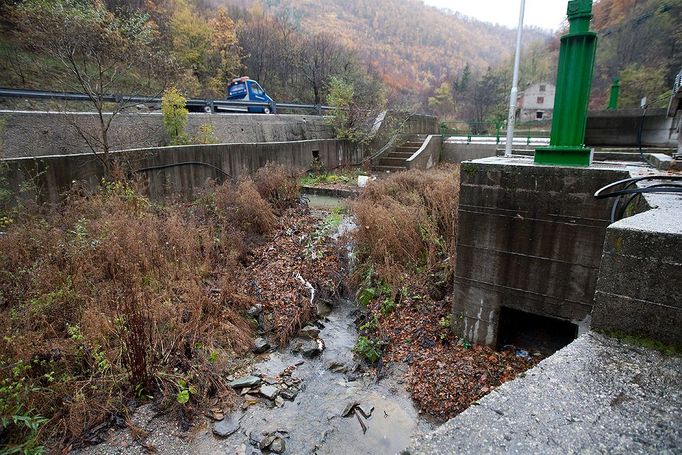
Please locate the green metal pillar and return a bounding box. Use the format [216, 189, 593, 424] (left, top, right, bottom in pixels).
[608, 78, 620, 110]
[535, 0, 598, 166]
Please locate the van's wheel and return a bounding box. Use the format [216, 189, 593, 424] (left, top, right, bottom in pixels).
[264, 107, 271, 114]
[203, 105, 212, 113]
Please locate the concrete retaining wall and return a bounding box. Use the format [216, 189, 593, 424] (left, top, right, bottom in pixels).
[585, 109, 680, 147]
[451, 157, 629, 346]
[591, 189, 682, 347]
[2, 139, 359, 202]
[0, 110, 334, 158]
[406, 135, 441, 170]
[441, 142, 498, 163]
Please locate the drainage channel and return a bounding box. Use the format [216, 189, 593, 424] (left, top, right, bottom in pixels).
[191, 296, 430, 454]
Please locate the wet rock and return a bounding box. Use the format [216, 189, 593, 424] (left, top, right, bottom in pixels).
[327, 361, 348, 373]
[341, 401, 360, 417]
[258, 434, 276, 450]
[358, 403, 374, 418]
[229, 376, 261, 389]
[212, 415, 240, 438]
[299, 325, 321, 339]
[279, 387, 299, 401]
[247, 304, 263, 317]
[269, 437, 286, 453]
[316, 300, 332, 317]
[260, 384, 278, 400]
[275, 396, 285, 407]
[253, 338, 270, 354]
[300, 338, 325, 358]
[249, 431, 264, 446]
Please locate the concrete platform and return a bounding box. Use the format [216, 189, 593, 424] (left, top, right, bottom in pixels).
[409, 332, 682, 454]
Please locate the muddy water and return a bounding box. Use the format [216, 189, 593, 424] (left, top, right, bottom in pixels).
[192, 297, 431, 454]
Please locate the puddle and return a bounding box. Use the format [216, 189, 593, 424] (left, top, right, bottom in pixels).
[190, 297, 430, 454]
[304, 194, 347, 211]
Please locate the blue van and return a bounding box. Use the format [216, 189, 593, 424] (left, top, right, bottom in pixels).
[225, 77, 276, 114]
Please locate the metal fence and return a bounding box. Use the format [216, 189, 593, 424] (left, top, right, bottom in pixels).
[440, 120, 551, 145]
[0, 87, 335, 115]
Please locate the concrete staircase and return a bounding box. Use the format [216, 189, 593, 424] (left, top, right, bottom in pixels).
[372, 135, 427, 173]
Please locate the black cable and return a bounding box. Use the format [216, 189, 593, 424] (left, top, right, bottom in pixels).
[595, 175, 682, 222]
[131, 161, 233, 180]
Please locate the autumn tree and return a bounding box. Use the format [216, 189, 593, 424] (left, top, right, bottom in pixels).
[619, 63, 670, 107]
[428, 82, 456, 119]
[300, 32, 351, 105]
[11, 0, 170, 177]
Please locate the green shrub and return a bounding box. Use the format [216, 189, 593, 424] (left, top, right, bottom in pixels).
[353, 336, 382, 363]
[161, 87, 189, 145]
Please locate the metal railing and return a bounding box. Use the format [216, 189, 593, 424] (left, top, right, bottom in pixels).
[440, 120, 551, 146]
[0, 87, 335, 115]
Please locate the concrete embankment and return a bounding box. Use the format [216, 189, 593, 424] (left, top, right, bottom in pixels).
[0, 111, 334, 158]
[3, 139, 361, 202]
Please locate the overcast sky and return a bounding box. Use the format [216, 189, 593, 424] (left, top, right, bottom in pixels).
[422, 0, 568, 31]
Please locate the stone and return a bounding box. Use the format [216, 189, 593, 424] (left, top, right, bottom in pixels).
[300, 338, 325, 358]
[327, 361, 348, 373]
[357, 403, 374, 418]
[299, 325, 321, 339]
[229, 376, 261, 389]
[212, 415, 240, 438]
[260, 384, 278, 400]
[253, 338, 270, 354]
[280, 388, 299, 401]
[341, 401, 360, 417]
[269, 437, 286, 454]
[247, 304, 263, 317]
[275, 396, 285, 407]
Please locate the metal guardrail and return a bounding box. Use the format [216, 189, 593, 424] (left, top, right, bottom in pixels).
[440, 120, 551, 146]
[0, 87, 335, 114]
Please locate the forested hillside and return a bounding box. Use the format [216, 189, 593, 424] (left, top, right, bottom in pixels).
[591, 0, 682, 108]
[0, 0, 679, 118]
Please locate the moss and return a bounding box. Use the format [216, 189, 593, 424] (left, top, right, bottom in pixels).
[599, 329, 682, 356]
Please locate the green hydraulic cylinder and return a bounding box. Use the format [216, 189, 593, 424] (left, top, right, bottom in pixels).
[535, 0, 598, 167]
[608, 78, 620, 110]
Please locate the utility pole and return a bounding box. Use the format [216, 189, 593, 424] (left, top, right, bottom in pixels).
[505, 0, 526, 157]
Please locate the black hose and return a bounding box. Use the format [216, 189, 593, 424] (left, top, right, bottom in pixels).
[595, 175, 682, 222]
[131, 161, 233, 180]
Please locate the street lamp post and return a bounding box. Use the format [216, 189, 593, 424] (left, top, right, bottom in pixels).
[504, 0, 526, 157]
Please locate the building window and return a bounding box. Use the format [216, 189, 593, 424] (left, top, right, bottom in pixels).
[537, 96, 545, 104]
[536, 111, 544, 119]
[539, 84, 546, 92]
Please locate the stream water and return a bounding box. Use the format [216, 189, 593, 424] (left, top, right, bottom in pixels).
[192, 297, 431, 454]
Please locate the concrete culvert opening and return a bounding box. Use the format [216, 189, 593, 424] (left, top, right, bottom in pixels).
[312, 149, 320, 159]
[497, 307, 578, 356]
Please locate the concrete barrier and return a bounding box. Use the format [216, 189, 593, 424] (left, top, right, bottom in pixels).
[585, 109, 681, 147]
[591, 184, 682, 347]
[451, 157, 629, 346]
[406, 135, 441, 170]
[441, 142, 498, 163]
[0, 110, 334, 158]
[2, 139, 360, 202]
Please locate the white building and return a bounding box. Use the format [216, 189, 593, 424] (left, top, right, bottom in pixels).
[517, 82, 555, 121]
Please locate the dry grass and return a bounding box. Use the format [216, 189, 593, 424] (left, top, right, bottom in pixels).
[351, 165, 460, 289]
[0, 173, 304, 451]
[253, 163, 302, 211]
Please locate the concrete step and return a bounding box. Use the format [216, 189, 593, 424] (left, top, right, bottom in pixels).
[378, 157, 408, 167]
[396, 146, 420, 154]
[386, 151, 415, 159]
[372, 165, 407, 173]
[402, 142, 424, 148]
